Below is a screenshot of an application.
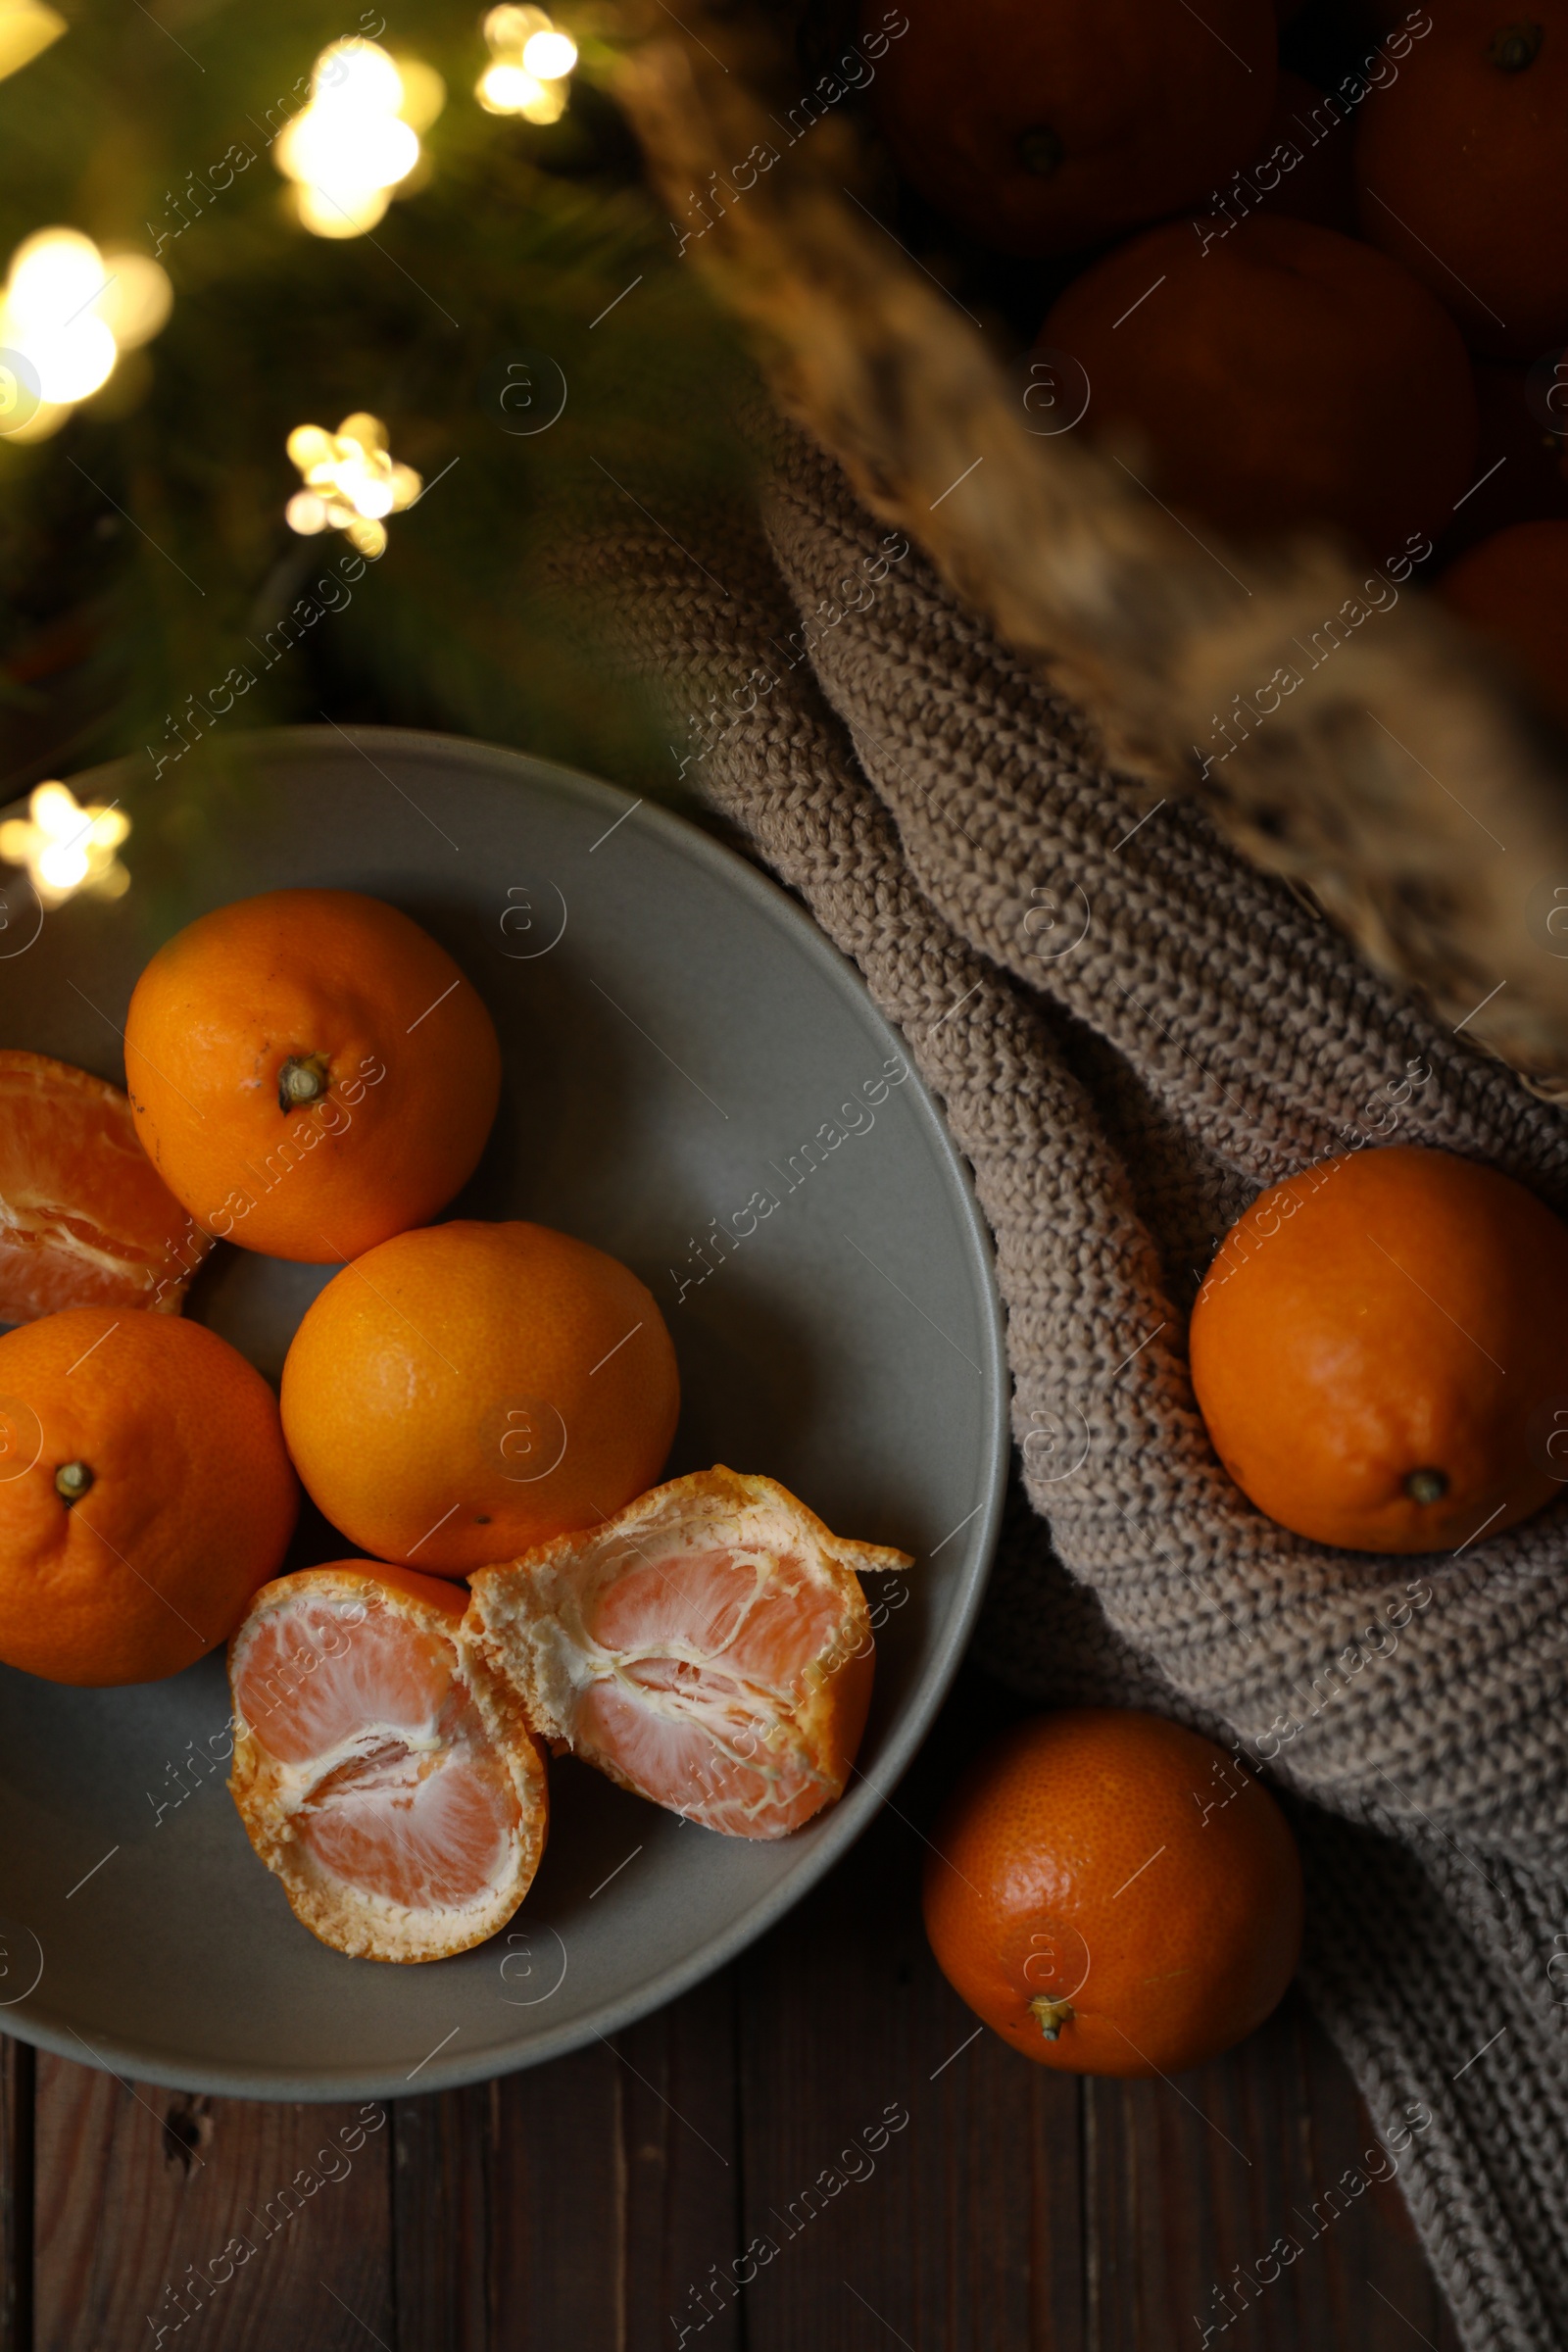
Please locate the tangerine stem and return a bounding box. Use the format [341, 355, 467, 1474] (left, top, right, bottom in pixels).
[55, 1461, 93, 1505]
[278, 1054, 330, 1111]
[1029, 1995, 1074, 2041]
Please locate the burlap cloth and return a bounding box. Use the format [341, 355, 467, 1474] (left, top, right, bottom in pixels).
[566, 426, 1568, 2349]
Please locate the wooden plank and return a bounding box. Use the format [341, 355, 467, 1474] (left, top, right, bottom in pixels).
[398, 1983, 744, 2352]
[31, 2052, 394, 2352]
[0, 2037, 33, 2352]
[392, 2081, 495, 2352]
[1082, 1990, 1462, 2352]
[618, 1977, 743, 2352]
[736, 1788, 1084, 2352]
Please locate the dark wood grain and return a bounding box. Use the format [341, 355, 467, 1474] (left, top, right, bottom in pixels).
[30, 2056, 393, 2352]
[7, 1667, 1463, 2351]
[0, 2037, 31, 2352]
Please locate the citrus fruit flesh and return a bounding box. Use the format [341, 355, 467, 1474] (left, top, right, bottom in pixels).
[923, 1710, 1303, 2076]
[228, 1562, 547, 1963]
[0, 1051, 211, 1324]
[468, 1467, 910, 1838]
[0, 1306, 298, 1685]
[1189, 1144, 1568, 1551]
[279, 1219, 680, 1576]
[123, 888, 501, 1263]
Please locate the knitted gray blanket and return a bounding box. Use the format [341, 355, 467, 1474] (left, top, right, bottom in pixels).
[570, 428, 1568, 2350]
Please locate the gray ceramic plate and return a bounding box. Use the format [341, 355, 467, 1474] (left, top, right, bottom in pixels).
[0, 726, 1006, 2101]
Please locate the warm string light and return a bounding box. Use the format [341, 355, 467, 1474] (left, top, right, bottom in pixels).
[0, 0, 64, 84]
[274, 38, 445, 239]
[284, 412, 421, 559]
[0, 228, 172, 443]
[0, 782, 130, 906]
[476, 7, 577, 123]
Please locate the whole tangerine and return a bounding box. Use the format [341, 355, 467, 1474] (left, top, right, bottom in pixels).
[123, 889, 501, 1264]
[279, 1219, 680, 1576]
[0, 1307, 298, 1686]
[1190, 1144, 1568, 1552]
[1041, 214, 1478, 553]
[1354, 0, 1568, 359]
[1438, 520, 1568, 729]
[923, 1710, 1303, 2076]
[867, 0, 1276, 259]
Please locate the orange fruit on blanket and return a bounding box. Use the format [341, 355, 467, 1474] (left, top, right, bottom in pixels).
[1040, 215, 1478, 554]
[869, 0, 1276, 258]
[0, 1052, 212, 1324]
[1439, 521, 1568, 730]
[1190, 1145, 1568, 1552]
[123, 889, 501, 1263]
[0, 1307, 297, 1685]
[228, 1562, 547, 1962]
[280, 1219, 680, 1577]
[468, 1467, 909, 1837]
[923, 1710, 1302, 2076]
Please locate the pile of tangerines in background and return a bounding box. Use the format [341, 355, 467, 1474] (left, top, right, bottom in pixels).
[874, 0, 1568, 720]
[4, 883, 1568, 2080]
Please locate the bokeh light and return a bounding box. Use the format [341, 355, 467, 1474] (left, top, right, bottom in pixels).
[0, 228, 172, 443]
[285, 412, 422, 559]
[274, 38, 443, 239]
[0, 782, 130, 906]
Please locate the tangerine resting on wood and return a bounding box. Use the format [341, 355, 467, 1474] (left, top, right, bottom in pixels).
[1189, 1144, 1568, 1551]
[0, 1051, 211, 1324]
[922, 1710, 1303, 2076]
[279, 1218, 680, 1576]
[1040, 214, 1478, 553]
[123, 888, 501, 1264]
[0, 1307, 297, 1685]
[868, 0, 1277, 258]
[467, 1467, 910, 1837]
[228, 1561, 547, 1963]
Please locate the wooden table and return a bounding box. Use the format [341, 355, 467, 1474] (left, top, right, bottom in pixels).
[0, 1664, 1460, 2351]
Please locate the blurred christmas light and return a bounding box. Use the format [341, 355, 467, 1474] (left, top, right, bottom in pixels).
[285, 412, 421, 559]
[0, 0, 64, 83]
[520, 27, 576, 76]
[477, 7, 573, 122]
[274, 38, 443, 239]
[0, 228, 172, 444]
[0, 782, 130, 906]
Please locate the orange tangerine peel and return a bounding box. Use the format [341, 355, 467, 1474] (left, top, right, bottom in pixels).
[228, 1561, 547, 1963]
[467, 1466, 911, 1840]
[0, 1050, 211, 1323]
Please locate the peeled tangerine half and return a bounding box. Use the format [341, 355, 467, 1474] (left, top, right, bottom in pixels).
[0, 1051, 211, 1323]
[468, 1467, 913, 1839]
[228, 1563, 547, 1963]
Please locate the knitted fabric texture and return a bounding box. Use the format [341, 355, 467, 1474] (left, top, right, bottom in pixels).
[568, 428, 1568, 2350]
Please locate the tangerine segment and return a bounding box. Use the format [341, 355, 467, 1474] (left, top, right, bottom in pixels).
[0, 1052, 211, 1324]
[468, 1467, 911, 1839]
[229, 1562, 547, 1963]
[123, 889, 501, 1264]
